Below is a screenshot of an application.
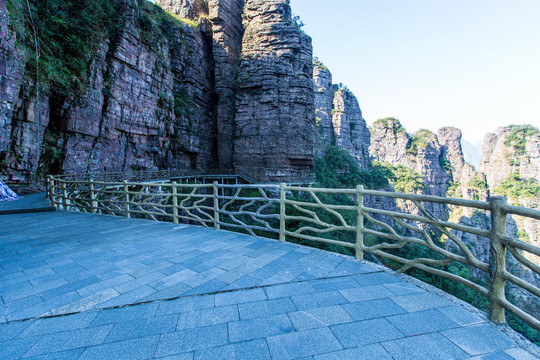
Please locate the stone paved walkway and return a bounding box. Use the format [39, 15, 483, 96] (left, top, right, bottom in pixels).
[1, 211, 538, 359]
[0, 193, 53, 214]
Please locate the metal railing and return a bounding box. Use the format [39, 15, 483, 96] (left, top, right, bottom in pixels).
[47, 175, 540, 331]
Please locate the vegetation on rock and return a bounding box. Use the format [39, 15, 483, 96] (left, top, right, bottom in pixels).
[494, 171, 540, 203]
[372, 117, 407, 135]
[504, 124, 540, 157]
[406, 129, 435, 156]
[7, 0, 121, 98]
[314, 146, 391, 189]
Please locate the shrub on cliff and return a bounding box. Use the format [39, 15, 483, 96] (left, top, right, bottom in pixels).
[494, 171, 540, 203]
[314, 146, 391, 190]
[504, 124, 540, 157]
[7, 0, 121, 98]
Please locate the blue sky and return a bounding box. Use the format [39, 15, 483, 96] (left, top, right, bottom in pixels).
[291, 0, 540, 143]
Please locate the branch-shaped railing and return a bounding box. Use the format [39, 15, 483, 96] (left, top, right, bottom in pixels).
[48, 176, 540, 332]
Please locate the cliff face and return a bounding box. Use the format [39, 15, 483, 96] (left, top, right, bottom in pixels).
[480, 126, 540, 190]
[313, 61, 333, 156]
[233, 0, 315, 181]
[1, 0, 217, 181]
[0, 0, 315, 183]
[0, 1, 23, 154]
[332, 88, 370, 169]
[312, 61, 370, 168]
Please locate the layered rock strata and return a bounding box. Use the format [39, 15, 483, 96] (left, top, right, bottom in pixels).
[232, 0, 315, 181]
[1, 0, 316, 183]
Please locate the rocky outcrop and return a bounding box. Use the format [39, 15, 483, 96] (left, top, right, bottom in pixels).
[232, 0, 315, 182]
[1, 0, 318, 183]
[313, 60, 333, 155]
[438, 127, 488, 205]
[155, 0, 208, 18]
[369, 118, 410, 165]
[208, 0, 245, 170]
[480, 126, 540, 190]
[1, 0, 218, 181]
[332, 88, 370, 169]
[0, 1, 24, 176]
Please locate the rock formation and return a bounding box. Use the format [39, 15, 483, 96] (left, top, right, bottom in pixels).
[313, 60, 333, 155]
[232, 0, 315, 181]
[156, 0, 208, 19]
[332, 88, 370, 169]
[312, 60, 370, 168]
[480, 126, 540, 190]
[0, 0, 315, 183]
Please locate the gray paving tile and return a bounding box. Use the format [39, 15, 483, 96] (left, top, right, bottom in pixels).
[238, 297, 296, 320]
[22, 348, 85, 360]
[314, 344, 393, 360]
[437, 305, 487, 326]
[504, 348, 539, 360]
[442, 324, 517, 356]
[386, 309, 460, 336]
[266, 328, 342, 360]
[214, 288, 267, 306]
[382, 332, 469, 360]
[194, 339, 271, 360]
[155, 324, 229, 357]
[91, 302, 159, 326]
[154, 353, 193, 360]
[19, 312, 98, 338]
[309, 277, 360, 292]
[342, 298, 406, 321]
[155, 296, 214, 317]
[176, 305, 238, 330]
[180, 279, 227, 296]
[339, 284, 394, 302]
[0, 337, 40, 359]
[0, 321, 31, 341]
[264, 282, 316, 299]
[291, 290, 348, 310]
[469, 352, 516, 359]
[105, 314, 178, 342]
[383, 281, 425, 296]
[391, 292, 453, 312]
[353, 272, 403, 286]
[80, 335, 160, 360]
[289, 305, 353, 331]
[228, 314, 294, 342]
[23, 324, 113, 357]
[331, 318, 404, 347]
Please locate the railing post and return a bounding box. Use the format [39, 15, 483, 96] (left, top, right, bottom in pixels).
[213, 181, 220, 230]
[48, 176, 55, 208]
[62, 181, 68, 210]
[89, 179, 96, 213]
[355, 185, 365, 260]
[489, 196, 508, 324]
[172, 182, 179, 224]
[123, 180, 130, 218]
[280, 183, 286, 242]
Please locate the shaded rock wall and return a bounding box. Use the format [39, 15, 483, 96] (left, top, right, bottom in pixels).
[208, 0, 245, 170]
[1, 0, 217, 181]
[1, 0, 318, 183]
[233, 0, 315, 182]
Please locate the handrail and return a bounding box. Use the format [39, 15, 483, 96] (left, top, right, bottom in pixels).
[47, 175, 540, 332]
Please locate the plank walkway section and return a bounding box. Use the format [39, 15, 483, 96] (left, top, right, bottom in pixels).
[1, 211, 538, 359]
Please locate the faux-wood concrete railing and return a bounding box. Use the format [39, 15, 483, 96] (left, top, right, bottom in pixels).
[47, 176, 540, 331]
